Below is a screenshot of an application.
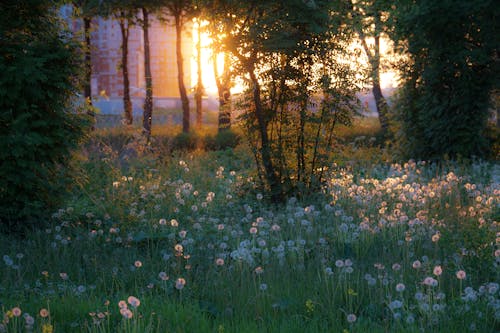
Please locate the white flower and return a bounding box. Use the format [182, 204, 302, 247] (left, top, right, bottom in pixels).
[346, 313, 357, 323]
[396, 283, 406, 292]
[127, 296, 140, 308]
[24, 315, 34, 325]
[456, 270, 466, 280]
[389, 300, 403, 310]
[175, 278, 186, 290]
[423, 277, 438, 287]
[120, 308, 133, 319]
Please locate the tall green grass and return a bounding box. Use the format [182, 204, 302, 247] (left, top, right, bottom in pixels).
[0, 119, 498, 332]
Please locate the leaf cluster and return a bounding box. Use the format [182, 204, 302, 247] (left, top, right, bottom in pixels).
[207, 1, 363, 197]
[389, 0, 499, 160]
[0, 0, 90, 230]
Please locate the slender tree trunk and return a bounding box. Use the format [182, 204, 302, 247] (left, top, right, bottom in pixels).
[214, 52, 231, 131]
[248, 64, 281, 202]
[175, 14, 190, 133]
[83, 16, 95, 128]
[372, 13, 389, 136]
[83, 17, 92, 105]
[297, 99, 306, 184]
[195, 22, 203, 128]
[360, 35, 389, 136]
[142, 8, 153, 140]
[355, 7, 389, 137]
[119, 14, 133, 125]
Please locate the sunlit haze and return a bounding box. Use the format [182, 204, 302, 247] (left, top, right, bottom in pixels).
[191, 22, 398, 97]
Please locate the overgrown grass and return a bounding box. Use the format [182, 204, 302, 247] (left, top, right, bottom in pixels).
[1, 119, 498, 332]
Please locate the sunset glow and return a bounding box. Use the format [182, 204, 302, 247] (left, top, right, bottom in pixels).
[191, 22, 398, 97]
[191, 20, 224, 96]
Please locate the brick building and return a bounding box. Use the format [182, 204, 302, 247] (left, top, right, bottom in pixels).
[90, 15, 192, 108]
[60, 5, 194, 113]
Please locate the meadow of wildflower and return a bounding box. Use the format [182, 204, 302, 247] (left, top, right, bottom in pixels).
[0, 121, 499, 333]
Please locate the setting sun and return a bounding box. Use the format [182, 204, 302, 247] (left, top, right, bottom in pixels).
[191, 20, 224, 96]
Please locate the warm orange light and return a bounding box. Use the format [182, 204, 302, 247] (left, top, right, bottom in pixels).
[360, 37, 399, 89]
[191, 21, 398, 96]
[191, 21, 228, 96]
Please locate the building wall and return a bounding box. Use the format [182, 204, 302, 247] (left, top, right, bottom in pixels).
[91, 15, 192, 99]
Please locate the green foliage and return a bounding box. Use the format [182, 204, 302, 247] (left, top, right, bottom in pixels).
[0, 0, 89, 229]
[210, 0, 362, 198]
[204, 129, 240, 151]
[172, 132, 201, 151]
[390, 0, 499, 160]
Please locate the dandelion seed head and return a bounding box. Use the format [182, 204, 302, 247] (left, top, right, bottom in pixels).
[346, 313, 357, 323]
[39, 309, 49, 318]
[456, 270, 467, 280]
[12, 307, 21, 317]
[175, 278, 186, 290]
[120, 308, 133, 319]
[24, 314, 34, 326]
[433, 265, 443, 276]
[127, 296, 140, 308]
[396, 283, 406, 292]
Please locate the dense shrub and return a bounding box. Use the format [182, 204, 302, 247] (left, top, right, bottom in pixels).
[171, 132, 200, 151]
[204, 129, 241, 151]
[0, 1, 89, 229]
[390, 0, 498, 160]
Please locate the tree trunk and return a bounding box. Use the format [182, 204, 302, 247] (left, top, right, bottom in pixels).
[142, 8, 153, 140]
[119, 14, 133, 126]
[372, 73, 389, 135]
[83, 16, 95, 128]
[372, 14, 389, 136]
[249, 65, 281, 202]
[195, 23, 203, 128]
[83, 17, 92, 105]
[356, 8, 389, 137]
[175, 15, 190, 133]
[297, 98, 307, 184]
[214, 52, 231, 131]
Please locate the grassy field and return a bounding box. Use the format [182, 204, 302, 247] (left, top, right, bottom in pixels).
[1, 119, 498, 332]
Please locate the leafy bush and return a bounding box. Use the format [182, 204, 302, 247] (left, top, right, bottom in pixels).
[390, 0, 498, 160]
[204, 129, 241, 151]
[171, 132, 200, 151]
[0, 1, 89, 230]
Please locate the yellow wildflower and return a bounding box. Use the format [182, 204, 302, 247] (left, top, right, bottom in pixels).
[42, 324, 54, 333]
